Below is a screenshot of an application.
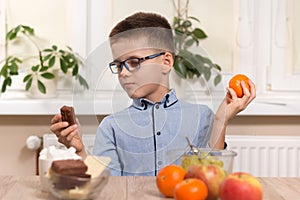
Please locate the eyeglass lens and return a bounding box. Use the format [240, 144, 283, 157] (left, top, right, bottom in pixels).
[110, 58, 140, 73]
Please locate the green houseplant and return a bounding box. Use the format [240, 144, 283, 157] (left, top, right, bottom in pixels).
[0, 25, 89, 95]
[172, 0, 222, 86]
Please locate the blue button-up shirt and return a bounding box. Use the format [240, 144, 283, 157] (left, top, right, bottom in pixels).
[93, 89, 214, 176]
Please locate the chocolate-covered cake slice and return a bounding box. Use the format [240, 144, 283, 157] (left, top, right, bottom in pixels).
[51, 159, 88, 176]
[50, 159, 91, 190]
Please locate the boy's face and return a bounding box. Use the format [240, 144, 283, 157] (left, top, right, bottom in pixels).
[110, 37, 172, 100]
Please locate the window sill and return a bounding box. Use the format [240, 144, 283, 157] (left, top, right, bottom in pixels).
[0, 91, 300, 116]
[0, 90, 118, 115]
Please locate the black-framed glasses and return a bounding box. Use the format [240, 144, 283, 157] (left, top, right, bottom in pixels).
[109, 52, 166, 74]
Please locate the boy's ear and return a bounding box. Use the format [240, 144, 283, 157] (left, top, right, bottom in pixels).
[162, 52, 174, 74]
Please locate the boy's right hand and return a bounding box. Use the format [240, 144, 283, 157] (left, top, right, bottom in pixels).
[50, 114, 84, 154]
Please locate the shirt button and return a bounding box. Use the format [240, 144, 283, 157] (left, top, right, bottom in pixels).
[158, 161, 163, 165]
[157, 131, 161, 136]
[155, 104, 159, 109]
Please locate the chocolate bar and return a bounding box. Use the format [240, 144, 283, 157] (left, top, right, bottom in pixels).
[60, 105, 76, 126]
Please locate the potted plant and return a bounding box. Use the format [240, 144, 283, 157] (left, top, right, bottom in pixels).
[172, 0, 222, 86]
[0, 25, 89, 96]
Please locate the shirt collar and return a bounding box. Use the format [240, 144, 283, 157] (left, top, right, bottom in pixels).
[132, 89, 179, 110]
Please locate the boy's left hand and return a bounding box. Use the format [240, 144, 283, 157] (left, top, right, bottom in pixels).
[216, 79, 256, 123]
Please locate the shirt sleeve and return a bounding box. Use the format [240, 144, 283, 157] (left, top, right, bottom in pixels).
[92, 116, 122, 176]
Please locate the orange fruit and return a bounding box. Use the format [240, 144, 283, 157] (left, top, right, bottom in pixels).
[229, 74, 250, 98]
[174, 178, 208, 200]
[156, 165, 186, 197]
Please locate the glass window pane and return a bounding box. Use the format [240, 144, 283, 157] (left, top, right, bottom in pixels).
[292, 0, 300, 72]
[190, 0, 236, 72]
[0, 0, 5, 61]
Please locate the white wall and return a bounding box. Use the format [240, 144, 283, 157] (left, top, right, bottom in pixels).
[5, 0, 72, 53]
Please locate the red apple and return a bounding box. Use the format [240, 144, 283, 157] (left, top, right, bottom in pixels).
[219, 172, 263, 200]
[186, 164, 226, 200]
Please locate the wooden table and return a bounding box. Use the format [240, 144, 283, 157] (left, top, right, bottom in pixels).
[0, 175, 300, 199]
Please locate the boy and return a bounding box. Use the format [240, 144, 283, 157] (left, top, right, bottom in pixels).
[50, 12, 256, 176]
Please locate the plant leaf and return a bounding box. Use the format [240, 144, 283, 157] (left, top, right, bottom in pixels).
[21, 25, 34, 35]
[203, 67, 211, 81]
[5, 77, 12, 86]
[72, 64, 79, 76]
[178, 49, 193, 60]
[199, 56, 213, 66]
[193, 56, 205, 74]
[23, 74, 32, 82]
[173, 16, 180, 25]
[43, 49, 53, 52]
[66, 46, 73, 51]
[25, 78, 32, 91]
[182, 59, 195, 70]
[9, 63, 19, 75]
[193, 28, 207, 39]
[175, 59, 188, 79]
[0, 65, 8, 77]
[185, 38, 195, 47]
[52, 45, 58, 51]
[6, 30, 17, 40]
[182, 20, 192, 28]
[48, 56, 56, 67]
[78, 75, 89, 90]
[41, 72, 55, 79]
[31, 65, 39, 72]
[187, 70, 195, 79]
[43, 54, 52, 61]
[1, 84, 6, 93]
[60, 58, 68, 73]
[59, 49, 65, 54]
[37, 80, 46, 94]
[39, 66, 49, 72]
[1, 77, 12, 92]
[213, 64, 222, 71]
[174, 27, 184, 34]
[214, 74, 222, 86]
[188, 16, 200, 23]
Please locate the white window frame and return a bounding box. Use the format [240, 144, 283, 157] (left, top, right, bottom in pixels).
[269, 0, 300, 92]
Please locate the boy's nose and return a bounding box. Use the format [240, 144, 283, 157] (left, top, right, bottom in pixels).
[119, 65, 131, 76]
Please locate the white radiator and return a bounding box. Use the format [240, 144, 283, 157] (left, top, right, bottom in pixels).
[226, 135, 300, 177]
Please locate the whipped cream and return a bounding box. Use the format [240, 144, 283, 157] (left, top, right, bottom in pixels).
[39, 145, 82, 161]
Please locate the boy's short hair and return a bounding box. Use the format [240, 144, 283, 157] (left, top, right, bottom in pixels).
[109, 12, 175, 54]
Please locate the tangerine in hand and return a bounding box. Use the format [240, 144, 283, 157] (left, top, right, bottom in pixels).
[229, 74, 250, 98]
[156, 165, 186, 197]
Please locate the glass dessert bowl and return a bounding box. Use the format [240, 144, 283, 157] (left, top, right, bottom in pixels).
[46, 168, 110, 200]
[181, 148, 237, 174]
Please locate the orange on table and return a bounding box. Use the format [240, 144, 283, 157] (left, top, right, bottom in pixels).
[229, 74, 250, 98]
[156, 165, 186, 197]
[174, 178, 208, 200]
